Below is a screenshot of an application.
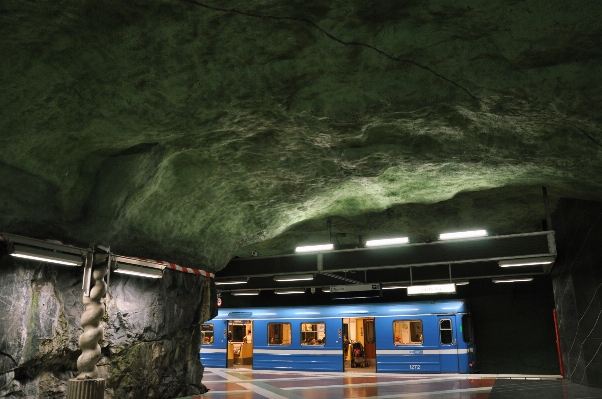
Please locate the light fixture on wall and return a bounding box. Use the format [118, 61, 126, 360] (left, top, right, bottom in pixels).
[295, 244, 334, 253]
[407, 283, 456, 296]
[365, 237, 409, 247]
[113, 263, 163, 278]
[9, 244, 83, 266]
[231, 290, 260, 296]
[215, 278, 249, 285]
[498, 256, 555, 267]
[275, 289, 305, 295]
[454, 281, 470, 286]
[492, 277, 534, 283]
[273, 274, 314, 282]
[439, 230, 487, 240]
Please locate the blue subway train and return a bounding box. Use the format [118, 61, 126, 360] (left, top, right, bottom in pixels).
[200, 300, 476, 373]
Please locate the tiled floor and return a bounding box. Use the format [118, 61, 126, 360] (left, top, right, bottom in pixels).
[174, 369, 602, 398]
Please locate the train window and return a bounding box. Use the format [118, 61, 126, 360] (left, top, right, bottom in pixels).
[462, 315, 473, 343]
[268, 323, 291, 345]
[440, 319, 453, 345]
[202, 324, 214, 345]
[301, 323, 326, 345]
[393, 320, 423, 345]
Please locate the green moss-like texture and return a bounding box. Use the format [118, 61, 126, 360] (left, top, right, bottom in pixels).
[1, 0, 601, 270]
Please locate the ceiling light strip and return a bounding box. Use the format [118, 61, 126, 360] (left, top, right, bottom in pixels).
[365, 237, 409, 247]
[114, 262, 163, 278]
[439, 230, 488, 240]
[295, 244, 334, 253]
[492, 277, 534, 283]
[273, 274, 314, 282]
[498, 256, 555, 267]
[9, 244, 83, 266]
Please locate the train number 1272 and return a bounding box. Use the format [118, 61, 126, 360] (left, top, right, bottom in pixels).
[410, 365, 421, 370]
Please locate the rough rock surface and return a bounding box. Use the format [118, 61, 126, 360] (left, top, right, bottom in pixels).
[0, 256, 214, 399]
[1, 0, 601, 270]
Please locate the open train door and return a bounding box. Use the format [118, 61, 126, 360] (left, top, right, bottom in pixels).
[438, 317, 459, 372]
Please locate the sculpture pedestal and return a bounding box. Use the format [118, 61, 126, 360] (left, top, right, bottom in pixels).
[66, 378, 105, 399]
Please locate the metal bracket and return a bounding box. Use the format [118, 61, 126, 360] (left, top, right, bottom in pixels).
[317, 253, 323, 272]
[82, 247, 94, 297]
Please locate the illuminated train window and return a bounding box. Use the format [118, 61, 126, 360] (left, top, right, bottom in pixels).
[202, 324, 214, 345]
[301, 323, 325, 345]
[393, 320, 423, 345]
[268, 323, 291, 345]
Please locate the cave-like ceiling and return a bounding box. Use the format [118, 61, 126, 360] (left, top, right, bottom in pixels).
[1, 1, 601, 272]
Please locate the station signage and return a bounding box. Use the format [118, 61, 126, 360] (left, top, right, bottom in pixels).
[330, 283, 381, 293]
[406, 283, 456, 296]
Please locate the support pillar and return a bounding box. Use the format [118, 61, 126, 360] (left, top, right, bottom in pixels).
[67, 253, 108, 399]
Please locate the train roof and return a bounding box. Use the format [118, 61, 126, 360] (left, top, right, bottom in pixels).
[211, 300, 469, 320]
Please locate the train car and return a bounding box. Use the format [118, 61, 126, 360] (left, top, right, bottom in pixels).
[200, 300, 476, 374]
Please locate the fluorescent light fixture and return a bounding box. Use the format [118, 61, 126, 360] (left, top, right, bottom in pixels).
[407, 283, 456, 296]
[275, 289, 305, 295]
[498, 256, 555, 267]
[114, 263, 163, 278]
[365, 237, 409, 247]
[273, 274, 314, 282]
[322, 287, 330, 293]
[295, 244, 334, 253]
[382, 285, 409, 290]
[9, 245, 83, 266]
[439, 230, 487, 240]
[493, 277, 534, 283]
[215, 278, 249, 285]
[231, 290, 260, 296]
[455, 281, 470, 286]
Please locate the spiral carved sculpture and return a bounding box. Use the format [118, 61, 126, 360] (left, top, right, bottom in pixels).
[76, 256, 108, 380]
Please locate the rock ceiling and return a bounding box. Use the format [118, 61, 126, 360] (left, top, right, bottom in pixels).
[1, 0, 601, 272]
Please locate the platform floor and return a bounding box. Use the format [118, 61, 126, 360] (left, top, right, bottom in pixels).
[175, 369, 602, 399]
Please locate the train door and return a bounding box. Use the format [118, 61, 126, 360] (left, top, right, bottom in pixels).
[200, 319, 227, 368]
[457, 314, 476, 373]
[344, 317, 376, 371]
[438, 317, 459, 372]
[363, 319, 376, 369]
[227, 320, 253, 368]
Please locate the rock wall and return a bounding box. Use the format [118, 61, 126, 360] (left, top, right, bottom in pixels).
[551, 199, 602, 388]
[0, 254, 216, 398]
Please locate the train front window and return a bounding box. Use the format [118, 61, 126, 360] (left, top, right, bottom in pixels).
[268, 323, 291, 345]
[301, 323, 325, 345]
[393, 320, 423, 345]
[440, 319, 453, 345]
[462, 315, 473, 343]
[202, 324, 214, 345]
